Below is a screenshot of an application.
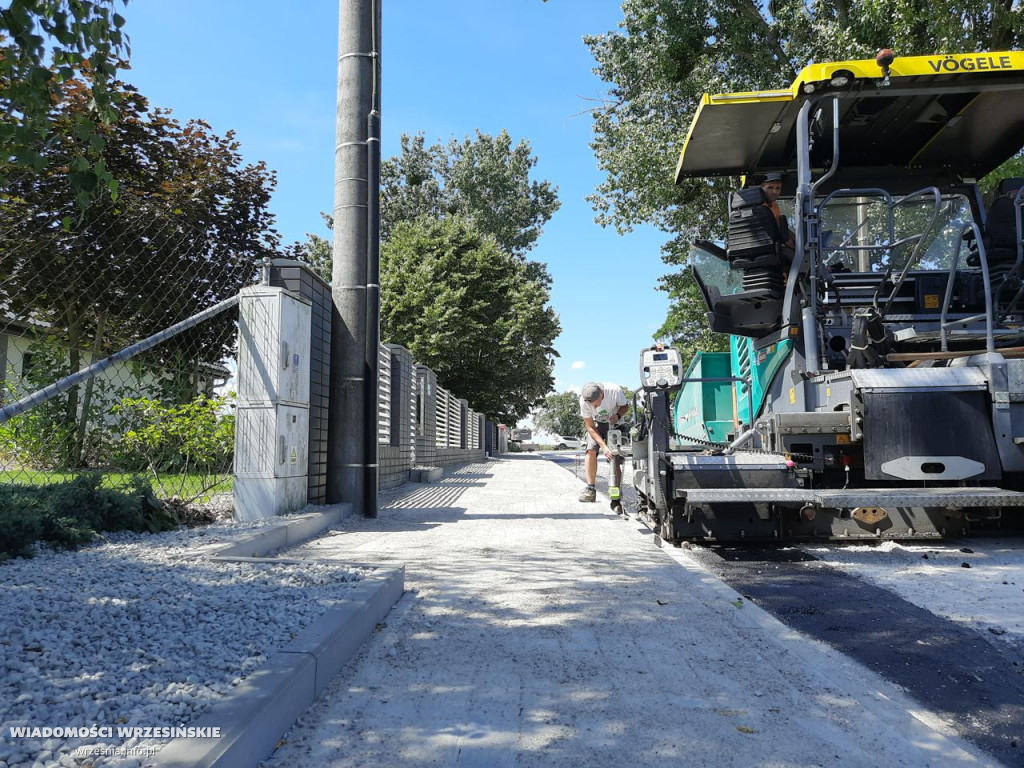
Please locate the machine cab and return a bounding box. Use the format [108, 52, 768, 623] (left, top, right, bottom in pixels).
[680, 52, 1024, 362]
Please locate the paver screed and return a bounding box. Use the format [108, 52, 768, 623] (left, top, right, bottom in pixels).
[262, 454, 997, 768]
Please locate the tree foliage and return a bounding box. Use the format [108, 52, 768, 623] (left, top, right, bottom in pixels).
[0, 0, 131, 198]
[381, 130, 561, 260]
[293, 130, 562, 288]
[381, 217, 559, 422]
[114, 394, 235, 502]
[534, 391, 585, 438]
[0, 76, 279, 366]
[290, 212, 333, 284]
[585, 0, 1024, 345]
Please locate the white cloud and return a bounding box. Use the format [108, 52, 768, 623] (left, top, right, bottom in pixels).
[571, 361, 586, 370]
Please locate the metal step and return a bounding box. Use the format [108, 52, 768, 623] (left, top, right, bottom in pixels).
[680, 487, 1024, 507]
[680, 488, 807, 502]
[814, 488, 1024, 508]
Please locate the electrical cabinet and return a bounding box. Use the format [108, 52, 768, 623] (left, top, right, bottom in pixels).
[234, 286, 312, 520]
[237, 286, 311, 407]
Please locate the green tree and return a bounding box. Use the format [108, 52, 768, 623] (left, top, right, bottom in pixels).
[535, 391, 585, 438]
[381, 217, 560, 422]
[381, 130, 561, 260]
[585, 0, 1024, 344]
[288, 212, 333, 284]
[0, 76, 277, 466]
[293, 130, 561, 287]
[0, 0, 131, 198]
[0, 76, 278, 363]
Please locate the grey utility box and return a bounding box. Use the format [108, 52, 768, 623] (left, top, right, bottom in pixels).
[234, 285, 312, 520]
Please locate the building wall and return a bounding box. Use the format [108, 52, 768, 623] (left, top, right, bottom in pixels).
[0, 331, 221, 414]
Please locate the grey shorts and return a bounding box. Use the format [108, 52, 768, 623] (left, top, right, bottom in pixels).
[585, 422, 609, 453]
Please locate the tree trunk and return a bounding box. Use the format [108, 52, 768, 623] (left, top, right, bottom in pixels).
[732, 0, 796, 80]
[72, 314, 106, 468]
[64, 310, 84, 466]
[990, 0, 1016, 51]
[834, 0, 849, 29]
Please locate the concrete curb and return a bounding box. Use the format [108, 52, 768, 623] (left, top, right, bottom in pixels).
[213, 502, 352, 559]
[152, 566, 405, 768]
[409, 465, 442, 483]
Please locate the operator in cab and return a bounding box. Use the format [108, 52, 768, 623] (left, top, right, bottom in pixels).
[760, 172, 795, 251]
[577, 382, 629, 503]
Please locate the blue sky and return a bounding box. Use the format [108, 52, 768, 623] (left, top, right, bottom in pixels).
[122, 0, 673, 402]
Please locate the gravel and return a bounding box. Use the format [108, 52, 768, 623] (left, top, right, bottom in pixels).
[0, 515, 367, 767]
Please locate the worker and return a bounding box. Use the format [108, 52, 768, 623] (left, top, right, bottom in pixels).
[760, 172, 795, 249]
[577, 381, 629, 503]
[760, 172, 797, 274]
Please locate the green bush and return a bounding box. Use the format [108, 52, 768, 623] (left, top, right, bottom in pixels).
[0, 473, 177, 559]
[112, 394, 235, 501]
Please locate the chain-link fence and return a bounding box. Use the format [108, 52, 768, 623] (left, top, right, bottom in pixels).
[0, 188, 257, 512]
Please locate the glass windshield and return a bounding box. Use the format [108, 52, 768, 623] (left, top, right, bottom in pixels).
[818, 192, 975, 273]
[689, 242, 742, 300]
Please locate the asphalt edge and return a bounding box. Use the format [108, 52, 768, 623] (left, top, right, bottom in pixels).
[651, 538, 996, 764]
[151, 566, 405, 768]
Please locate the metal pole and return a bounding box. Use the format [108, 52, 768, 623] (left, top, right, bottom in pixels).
[328, 0, 378, 514]
[364, 0, 382, 517]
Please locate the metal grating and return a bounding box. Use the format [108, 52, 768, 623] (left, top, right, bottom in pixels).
[814, 487, 1024, 508]
[435, 387, 450, 447]
[377, 344, 391, 445]
[679, 486, 1024, 507]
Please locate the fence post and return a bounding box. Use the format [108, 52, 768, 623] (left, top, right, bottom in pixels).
[415, 364, 437, 469]
[380, 344, 414, 488]
[459, 399, 469, 449]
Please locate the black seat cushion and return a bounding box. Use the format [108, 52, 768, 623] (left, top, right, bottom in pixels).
[986, 196, 1018, 254]
[727, 188, 781, 267]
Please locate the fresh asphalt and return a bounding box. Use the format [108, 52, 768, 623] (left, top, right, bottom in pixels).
[542, 449, 1024, 765]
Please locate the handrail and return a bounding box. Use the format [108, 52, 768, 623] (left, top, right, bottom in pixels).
[813, 186, 941, 307]
[815, 188, 895, 274]
[940, 222, 994, 354]
[879, 186, 943, 317]
[810, 98, 841, 196]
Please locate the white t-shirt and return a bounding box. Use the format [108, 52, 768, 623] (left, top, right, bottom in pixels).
[579, 383, 627, 423]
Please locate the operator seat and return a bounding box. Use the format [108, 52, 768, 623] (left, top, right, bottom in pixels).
[984, 177, 1024, 273]
[707, 187, 786, 337]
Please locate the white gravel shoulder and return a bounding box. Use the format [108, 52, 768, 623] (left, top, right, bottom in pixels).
[0, 513, 368, 768]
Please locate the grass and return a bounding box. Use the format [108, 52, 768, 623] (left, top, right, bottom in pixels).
[0, 469, 233, 501]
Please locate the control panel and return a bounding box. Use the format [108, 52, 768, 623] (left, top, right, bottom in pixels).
[640, 346, 683, 392]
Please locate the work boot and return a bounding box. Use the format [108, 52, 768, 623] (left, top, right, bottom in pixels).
[578, 485, 596, 503]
